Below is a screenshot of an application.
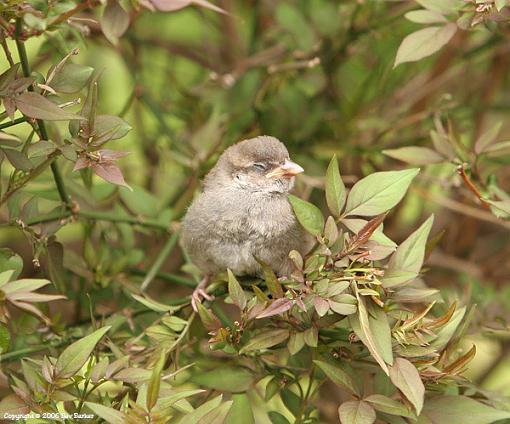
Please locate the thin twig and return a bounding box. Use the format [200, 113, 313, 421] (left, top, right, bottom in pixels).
[48, 0, 100, 27]
[456, 164, 491, 210]
[141, 232, 180, 291]
[412, 187, 510, 230]
[0, 33, 14, 66]
[130, 268, 196, 288]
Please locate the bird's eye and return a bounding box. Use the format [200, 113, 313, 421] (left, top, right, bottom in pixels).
[253, 163, 267, 171]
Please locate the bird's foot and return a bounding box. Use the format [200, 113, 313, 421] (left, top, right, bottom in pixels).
[191, 276, 214, 312]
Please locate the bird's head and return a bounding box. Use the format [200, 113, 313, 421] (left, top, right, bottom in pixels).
[205, 136, 304, 194]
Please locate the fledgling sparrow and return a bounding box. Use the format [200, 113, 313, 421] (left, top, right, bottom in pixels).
[181, 136, 312, 308]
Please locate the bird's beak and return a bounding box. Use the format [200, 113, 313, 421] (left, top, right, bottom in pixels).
[266, 160, 304, 179]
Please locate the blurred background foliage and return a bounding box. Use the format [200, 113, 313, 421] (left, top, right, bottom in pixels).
[1, 0, 510, 422]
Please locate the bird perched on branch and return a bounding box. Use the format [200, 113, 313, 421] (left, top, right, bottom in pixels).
[181, 135, 311, 310]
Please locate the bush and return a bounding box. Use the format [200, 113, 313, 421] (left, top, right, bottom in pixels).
[0, 1, 509, 423]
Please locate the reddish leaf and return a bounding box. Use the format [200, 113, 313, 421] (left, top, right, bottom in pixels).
[97, 149, 131, 160]
[347, 213, 387, 254]
[73, 157, 90, 171]
[313, 296, 330, 317]
[92, 162, 131, 189]
[3, 97, 16, 120]
[256, 298, 292, 319]
[101, 0, 130, 45]
[149, 0, 226, 14]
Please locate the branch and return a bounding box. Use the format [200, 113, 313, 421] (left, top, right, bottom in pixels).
[19, 209, 171, 231]
[0, 117, 26, 130]
[14, 19, 73, 209]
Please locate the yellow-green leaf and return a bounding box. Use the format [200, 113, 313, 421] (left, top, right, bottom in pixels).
[325, 155, 346, 216]
[289, 195, 324, 236]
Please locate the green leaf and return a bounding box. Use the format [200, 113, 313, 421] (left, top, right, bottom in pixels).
[338, 400, 376, 424]
[180, 394, 223, 424]
[265, 377, 280, 401]
[55, 326, 111, 378]
[350, 296, 389, 375]
[132, 294, 180, 312]
[394, 24, 457, 67]
[90, 357, 109, 383]
[191, 367, 255, 393]
[281, 388, 301, 417]
[303, 326, 318, 347]
[85, 403, 126, 424]
[314, 360, 360, 396]
[368, 305, 394, 366]
[389, 358, 425, 415]
[430, 306, 466, 348]
[228, 269, 247, 310]
[325, 155, 346, 216]
[257, 258, 283, 298]
[120, 184, 159, 217]
[1, 278, 50, 294]
[239, 329, 289, 354]
[364, 394, 415, 418]
[324, 216, 339, 246]
[486, 200, 510, 218]
[344, 169, 419, 217]
[147, 351, 165, 411]
[475, 122, 502, 154]
[288, 194, 324, 236]
[405, 9, 448, 24]
[50, 63, 94, 93]
[225, 393, 255, 424]
[495, 0, 507, 11]
[0, 270, 14, 287]
[198, 400, 233, 424]
[92, 115, 132, 146]
[381, 270, 418, 287]
[196, 302, 221, 332]
[288, 332, 305, 355]
[329, 300, 357, 315]
[416, 0, 463, 14]
[0, 249, 23, 279]
[421, 395, 510, 424]
[156, 389, 205, 411]
[383, 147, 444, 165]
[15, 92, 85, 121]
[384, 215, 434, 288]
[268, 411, 291, 424]
[485, 140, 510, 154]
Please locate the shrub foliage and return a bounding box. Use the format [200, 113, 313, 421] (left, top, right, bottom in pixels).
[0, 1, 509, 423]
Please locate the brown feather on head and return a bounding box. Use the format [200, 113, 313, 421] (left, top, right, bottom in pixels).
[204, 136, 304, 193]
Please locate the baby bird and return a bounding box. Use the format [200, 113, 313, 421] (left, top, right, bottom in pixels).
[181, 136, 311, 309]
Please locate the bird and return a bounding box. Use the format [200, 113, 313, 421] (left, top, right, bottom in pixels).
[181, 135, 312, 310]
